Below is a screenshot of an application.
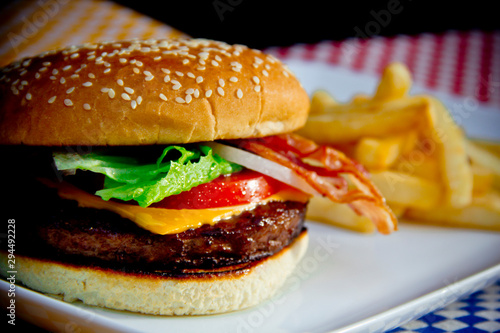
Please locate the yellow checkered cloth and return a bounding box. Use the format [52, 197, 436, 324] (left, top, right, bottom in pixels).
[0, 0, 187, 67]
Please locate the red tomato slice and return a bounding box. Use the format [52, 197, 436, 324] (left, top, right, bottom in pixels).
[151, 169, 284, 209]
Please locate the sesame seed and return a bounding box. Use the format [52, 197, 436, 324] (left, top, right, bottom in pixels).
[231, 67, 241, 72]
[215, 55, 222, 62]
[35, 73, 41, 79]
[137, 96, 143, 105]
[101, 87, 109, 93]
[197, 66, 206, 71]
[19, 70, 27, 76]
[219, 79, 225, 87]
[229, 76, 238, 82]
[64, 99, 73, 106]
[21, 80, 27, 86]
[87, 55, 96, 60]
[185, 94, 192, 103]
[43, 62, 51, 66]
[82, 81, 92, 87]
[124, 87, 134, 94]
[25, 93, 32, 100]
[117, 79, 124, 86]
[182, 59, 189, 65]
[217, 87, 225, 96]
[119, 58, 127, 64]
[187, 72, 195, 78]
[121, 93, 131, 100]
[186, 88, 195, 95]
[282, 70, 289, 77]
[48, 96, 56, 104]
[108, 89, 115, 98]
[145, 75, 154, 81]
[130, 59, 136, 64]
[133, 68, 140, 74]
[11, 87, 19, 95]
[172, 84, 181, 90]
[252, 76, 260, 84]
[63, 65, 72, 71]
[154, 56, 161, 61]
[70, 74, 79, 79]
[254, 85, 261, 92]
[135, 61, 143, 67]
[131, 100, 137, 109]
[83, 103, 91, 110]
[205, 89, 212, 98]
[70, 53, 79, 59]
[103, 68, 111, 73]
[66, 87, 75, 94]
[39, 67, 48, 72]
[60, 77, 66, 84]
[175, 71, 184, 77]
[211, 60, 219, 67]
[262, 69, 269, 77]
[88, 73, 95, 79]
[175, 97, 185, 103]
[164, 75, 171, 83]
[196, 76, 203, 83]
[159, 93, 168, 101]
[236, 89, 243, 99]
[144, 71, 153, 76]
[161, 68, 170, 74]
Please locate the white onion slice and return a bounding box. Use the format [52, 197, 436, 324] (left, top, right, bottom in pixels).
[205, 142, 320, 196]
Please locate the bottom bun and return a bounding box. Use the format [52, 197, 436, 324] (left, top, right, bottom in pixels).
[0, 231, 308, 315]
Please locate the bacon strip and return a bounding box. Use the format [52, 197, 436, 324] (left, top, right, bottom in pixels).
[234, 134, 397, 234]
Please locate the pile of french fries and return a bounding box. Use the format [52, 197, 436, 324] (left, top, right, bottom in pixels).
[298, 63, 500, 232]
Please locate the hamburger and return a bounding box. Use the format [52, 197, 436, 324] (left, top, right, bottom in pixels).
[0, 38, 396, 315]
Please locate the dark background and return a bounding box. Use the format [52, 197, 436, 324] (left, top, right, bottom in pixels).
[114, 0, 499, 49]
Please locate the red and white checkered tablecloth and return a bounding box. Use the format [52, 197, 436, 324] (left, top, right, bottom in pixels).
[265, 30, 500, 110]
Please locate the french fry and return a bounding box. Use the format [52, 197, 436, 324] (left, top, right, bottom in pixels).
[296, 96, 431, 144]
[393, 149, 441, 182]
[306, 195, 375, 233]
[465, 140, 500, 176]
[471, 163, 494, 195]
[405, 191, 500, 231]
[351, 93, 372, 104]
[471, 139, 500, 156]
[426, 97, 473, 208]
[373, 62, 412, 101]
[354, 135, 405, 171]
[369, 170, 442, 209]
[310, 90, 338, 115]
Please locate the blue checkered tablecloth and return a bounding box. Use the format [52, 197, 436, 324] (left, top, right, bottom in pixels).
[389, 280, 500, 333]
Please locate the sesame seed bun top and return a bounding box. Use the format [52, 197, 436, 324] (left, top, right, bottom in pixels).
[0, 38, 310, 146]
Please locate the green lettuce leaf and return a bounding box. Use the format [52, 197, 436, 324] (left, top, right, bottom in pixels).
[53, 145, 242, 207]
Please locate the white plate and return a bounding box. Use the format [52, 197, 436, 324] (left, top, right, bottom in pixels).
[3, 61, 500, 333]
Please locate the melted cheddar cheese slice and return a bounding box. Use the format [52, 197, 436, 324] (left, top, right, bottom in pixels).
[40, 179, 310, 235]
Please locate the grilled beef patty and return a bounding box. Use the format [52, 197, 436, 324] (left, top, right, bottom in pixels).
[15, 179, 307, 274]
